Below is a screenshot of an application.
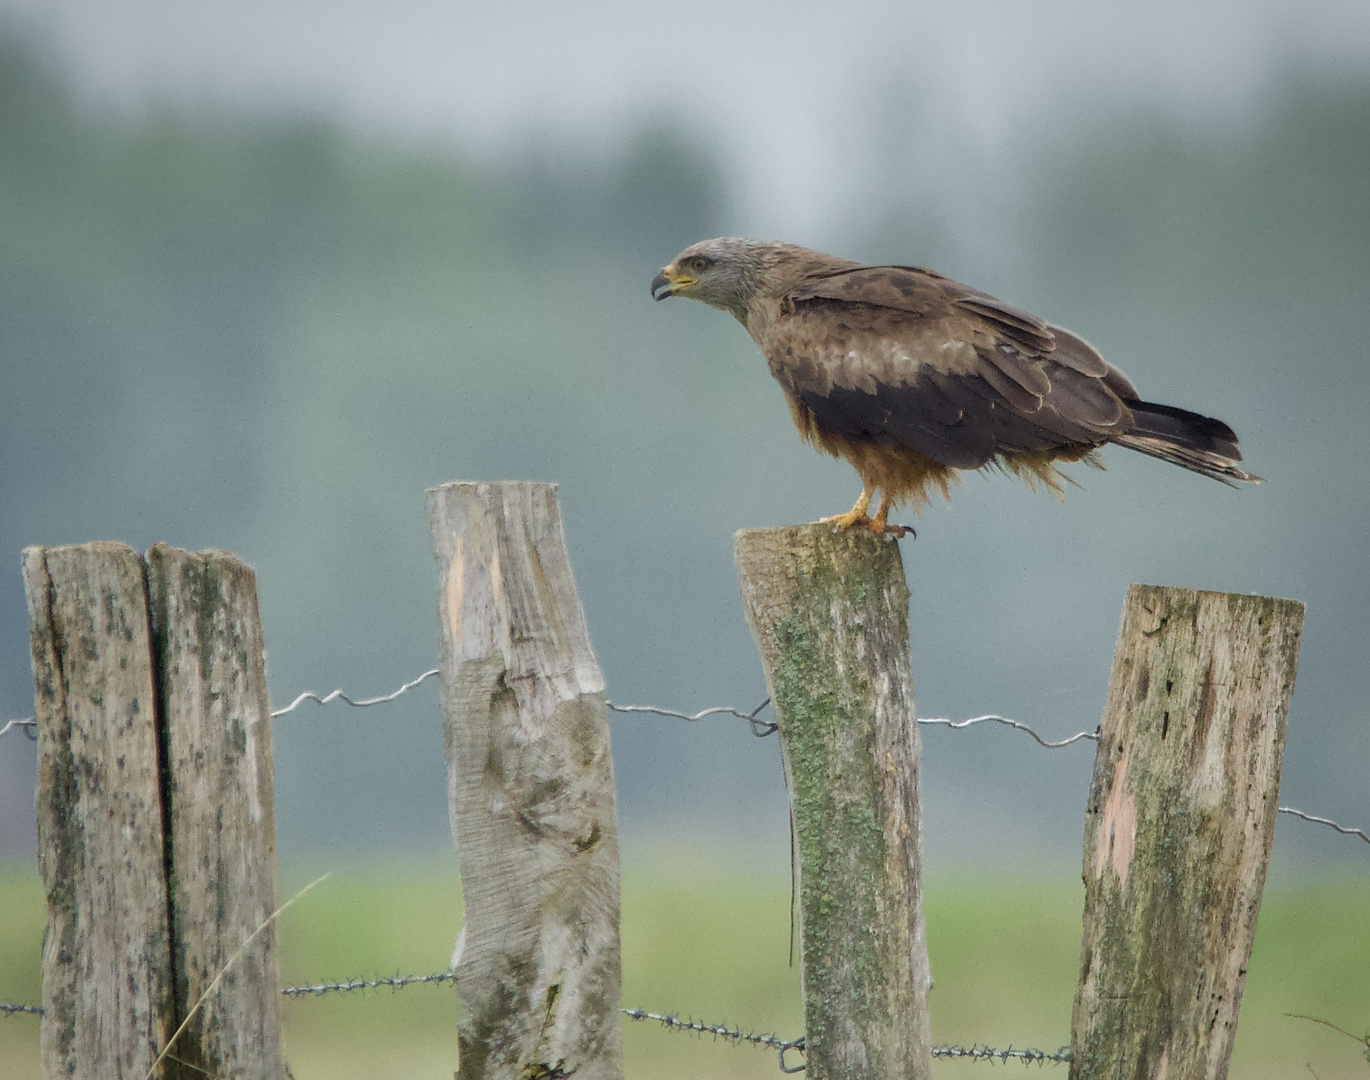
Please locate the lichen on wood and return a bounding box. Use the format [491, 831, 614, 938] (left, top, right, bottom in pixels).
[1070, 584, 1304, 1080]
[735, 524, 932, 1080]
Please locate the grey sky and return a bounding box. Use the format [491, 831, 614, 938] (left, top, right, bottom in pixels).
[5, 0, 1370, 239]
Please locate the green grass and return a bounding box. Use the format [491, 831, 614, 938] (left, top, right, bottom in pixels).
[1, 857, 1366, 1078]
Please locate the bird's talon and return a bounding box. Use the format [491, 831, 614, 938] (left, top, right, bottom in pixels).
[818, 511, 875, 533]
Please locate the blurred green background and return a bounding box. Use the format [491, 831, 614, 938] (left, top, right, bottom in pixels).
[2, 863, 1368, 1077]
[0, 1, 1367, 1073]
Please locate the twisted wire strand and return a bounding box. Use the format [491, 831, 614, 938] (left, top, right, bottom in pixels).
[0, 718, 36, 741]
[1276, 805, 1370, 846]
[269, 668, 441, 717]
[607, 699, 777, 737]
[915, 714, 1098, 749]
[5, 668, 1369, 848]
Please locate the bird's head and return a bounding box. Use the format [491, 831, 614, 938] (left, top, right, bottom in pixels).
[651, 237, 779, 321]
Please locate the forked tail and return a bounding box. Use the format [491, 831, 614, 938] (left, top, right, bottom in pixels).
[1111, 400, 1263, 486]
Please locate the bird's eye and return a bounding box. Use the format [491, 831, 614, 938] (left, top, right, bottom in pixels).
[688, 256, 710, 274]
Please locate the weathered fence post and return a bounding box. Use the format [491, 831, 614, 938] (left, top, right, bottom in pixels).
[1070, 584, 1304, 1080]
[24, 541, 284, 1080]
[144, 544, 284, 1078]
[428, 482, 622, 1080]
[25, 543, 175, 1079]
[735, 524, 932, 1080]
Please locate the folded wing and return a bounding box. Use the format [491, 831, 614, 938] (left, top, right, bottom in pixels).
[772, 265, 1133, 468]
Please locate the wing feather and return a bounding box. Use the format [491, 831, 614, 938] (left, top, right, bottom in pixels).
[766, 265, 1133, 470]
[981, 343, 1053, 399]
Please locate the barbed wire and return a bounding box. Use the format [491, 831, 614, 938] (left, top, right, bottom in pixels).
[280, 971, 455, 996]
[933, 1044, 1072, 1065]
[0, 981, 1073, 1073]
[4, 668, 1368, 850]
[623, 1008, 808, 1072]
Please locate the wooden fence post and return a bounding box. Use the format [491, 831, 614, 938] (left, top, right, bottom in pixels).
[735, 524, 932, 1080]
[1070, 584, 1304, 1080]
[25, 543, 175, 1079]
[428, 482, 622, 1080]
[144, 544, 284, 1078]
[24, 541, 284, 1080]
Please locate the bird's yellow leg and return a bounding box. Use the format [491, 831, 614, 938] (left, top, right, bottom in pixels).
[819, 486, 875, 532]
[869, 493, 913, 539]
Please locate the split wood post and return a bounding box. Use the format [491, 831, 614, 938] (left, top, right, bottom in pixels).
[1070, 584, 1305, 1080]
[144, 544, 284, 1078]
[25, 543, 174, 1079]
[735, 524, 932, 1080]
[24, 541, 284, 1080]
[429, 482, 622, 1080]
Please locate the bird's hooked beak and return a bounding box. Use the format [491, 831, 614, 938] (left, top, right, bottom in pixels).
[651, 264, 696, 301]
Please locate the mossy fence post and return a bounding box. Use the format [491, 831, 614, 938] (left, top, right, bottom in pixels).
[23, 541, 284, 1080]
[1070, 584, 1304, 1080]
[429, 481, 623, 1080]
[735, 524, 933, 1080]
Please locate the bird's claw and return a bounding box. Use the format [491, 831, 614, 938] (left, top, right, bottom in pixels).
[818, 513, 915, 541]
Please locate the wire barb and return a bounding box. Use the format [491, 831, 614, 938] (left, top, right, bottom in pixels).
[932, 1043, 1072, 1065]
[622, 1007, 806, 1072]
[281, 972, 455, 996]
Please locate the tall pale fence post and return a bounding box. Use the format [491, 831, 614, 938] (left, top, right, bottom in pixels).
[428, 482, 623, 1080]
[1070, 584, 1304, 1080]
[735, 524, 932, 1080]
[23, 541, 284, 1080]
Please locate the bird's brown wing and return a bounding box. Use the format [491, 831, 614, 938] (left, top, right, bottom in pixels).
[771, 265, 1132, 469]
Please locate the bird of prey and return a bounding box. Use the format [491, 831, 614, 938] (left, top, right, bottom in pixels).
[652, 238, 1259, 537]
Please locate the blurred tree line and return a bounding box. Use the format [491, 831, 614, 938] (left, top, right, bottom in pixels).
[1, 24, 1367, 861]
[0, 26, 726, 538]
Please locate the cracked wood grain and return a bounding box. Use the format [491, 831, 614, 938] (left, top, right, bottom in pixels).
[25, 542, 285, 1080]
[1070, 584, 1304, 1080]
[24, 543, 175, 1080]
[429, 482, 622, 1080]
[146, 544, 284, 1080]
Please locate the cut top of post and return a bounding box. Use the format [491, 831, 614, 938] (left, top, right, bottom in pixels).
[428, 481, 604, 722]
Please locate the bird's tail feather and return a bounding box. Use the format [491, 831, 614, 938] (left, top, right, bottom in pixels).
[1112, 400, 1263, 486]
